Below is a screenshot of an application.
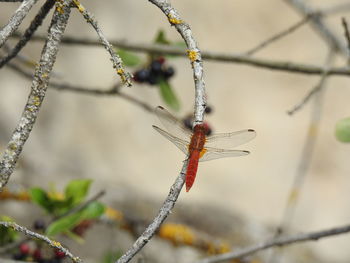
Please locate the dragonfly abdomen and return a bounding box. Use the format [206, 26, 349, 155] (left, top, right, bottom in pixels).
[186, 150, 200, 192]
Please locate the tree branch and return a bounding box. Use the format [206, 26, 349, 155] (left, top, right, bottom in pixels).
[19, 34, 350, 77]
[0, 0, 38, 47]
[0, 0, 72, 190]
[194, 223, 350, 263]
[0, 221, 82, 262]
[0, 0, 55, 68]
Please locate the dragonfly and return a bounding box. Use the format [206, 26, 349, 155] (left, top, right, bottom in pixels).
[153, 106, 256, 192]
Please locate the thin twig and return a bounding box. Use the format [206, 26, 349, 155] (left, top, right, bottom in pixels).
[287, 51, 334, 115]
[18, 33, 350, 77]
[0, 221, 82, 262]
[70, 0, 132, 87]
[245, 15, 311, 56]
[194, 223, 350, 263]
[285, 0, 348, 56]
[0, 0, 55, 68]
[0, 1, 72, 190]
[0, 0, 38, 48]
[341, 17, 350, 64]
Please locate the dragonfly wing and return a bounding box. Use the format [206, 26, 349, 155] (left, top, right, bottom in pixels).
[205, 129, 256, 149]
[153, 125, 189, 155]
[199, 146, 250, 162]
[154, 106, 192, 142]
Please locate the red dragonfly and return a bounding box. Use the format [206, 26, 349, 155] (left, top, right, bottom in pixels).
[153, 106, 256, 192]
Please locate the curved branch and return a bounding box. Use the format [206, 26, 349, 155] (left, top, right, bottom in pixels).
[0, 0, 38, 47]
[0, 1, 72, 190]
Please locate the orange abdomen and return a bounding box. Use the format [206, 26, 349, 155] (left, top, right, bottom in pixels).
[186, 150, 200, 192]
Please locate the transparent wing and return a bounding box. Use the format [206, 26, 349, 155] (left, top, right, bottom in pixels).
[154, 106, 192, 142]
[153, 125, 189, 155]
[205, 129, 256, 149]
[199, 147, 250, 162]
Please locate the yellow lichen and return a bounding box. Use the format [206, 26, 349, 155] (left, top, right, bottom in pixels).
[52, 241, 61, 247]
[55, 0, 64, 14]
[168, 14, 183, 25]
[187, 50, 197, 62]
[159, 223, 195, 245]
[105, 207, 123, 221]
[72, 0, 85, 13]
[32, 96, 41, 107]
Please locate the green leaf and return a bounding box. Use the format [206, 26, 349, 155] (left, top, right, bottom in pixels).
[46, 212, 83, 237]
[65, 179, 92, 207]
[81, 202, 105, 219]
[154, 30, 171, 45]
[45, 202, 105, 237]
[117, 49, 141, 67]
[29, 187, 53, 213]
[158, 79, 180, 111]
[335, 117, 350, 142]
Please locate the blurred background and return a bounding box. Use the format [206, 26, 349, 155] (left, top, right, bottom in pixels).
[1, 0, 350, 262]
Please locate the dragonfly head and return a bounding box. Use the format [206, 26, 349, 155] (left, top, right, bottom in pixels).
[193, 123, 211, 136]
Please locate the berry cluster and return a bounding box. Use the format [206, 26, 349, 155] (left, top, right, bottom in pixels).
[13, 243, 66, 263]
[183, 106, 213, 136]
[12, 220, 66, 263]
[133, 57, 175, 85]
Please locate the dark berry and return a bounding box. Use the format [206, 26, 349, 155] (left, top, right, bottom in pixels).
[157, 57, 165, 64]
[163, 66, 175, 79]
[33, 219, 46, 230]
[147, 73, 158, 85]
[54, 249, 66, 259]
[150, 60, 163, 74]
[205, 106, 213, 114]
[134, 69, 150, 83]
[19, 243, 30, 254]
[183, 117, 193, 131]
[13, 252, 26, 260]
[33, 248, 42, 261]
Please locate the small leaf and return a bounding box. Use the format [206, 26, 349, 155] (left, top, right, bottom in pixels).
[65, 179, 92, 207]
[335, 117, 350, 142]
[29, 187, 53, 213]
[46, 212, 83, 236]
[154, 30, 171, 45]
[158, 79, 180, 111]
[117, 49, 141, 67]
[81, 202, 105, 219]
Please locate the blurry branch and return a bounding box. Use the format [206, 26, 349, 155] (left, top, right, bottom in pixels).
[288, 51, 334, 114]
[270, 51, 335, 262]
[0, 0, 55, 68]
[245, 16, 310, 56]
[19, 34, 350, 77]
[194, 223, 350, 263]
[116, 163, 187, 263]
[71, 0, 132, 87]
[0, 1, 72, 190]
[6, 62, 154, 113]
[0, 0, 38, 47]
[341, 17, 350, 65]
[285, 0, 348, 56]
[0, 221, 82, 263]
